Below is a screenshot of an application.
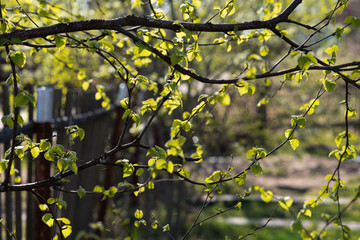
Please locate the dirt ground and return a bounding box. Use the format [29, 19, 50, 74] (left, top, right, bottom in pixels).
[247, 155, 360, 195]
[201, 155, 360, 196]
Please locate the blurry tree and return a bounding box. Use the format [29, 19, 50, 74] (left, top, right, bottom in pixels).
[0, 0, 360, 239]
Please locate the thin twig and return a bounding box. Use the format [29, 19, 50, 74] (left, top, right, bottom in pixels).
[239, 204, 280, 239]
[31, 190, 64, 240]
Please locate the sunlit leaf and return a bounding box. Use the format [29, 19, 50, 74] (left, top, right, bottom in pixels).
[54, 35, 66, 50]
[163, 224, 170, 232]
[290, 138, 299, 150]
[123, 163, 135, 178]
[297, 56, 311, 71]
[31, 147, 40, 158]
[279, 197, 293, 211]
[304, 209, 312, 217]
[61, 225, 72, 238]
[323, 78, 336, 92]
[42, 213, 54, 227]
[260, 190, 273, 203]
[134, 209, 143, 219]
[9, 51, 26, 68]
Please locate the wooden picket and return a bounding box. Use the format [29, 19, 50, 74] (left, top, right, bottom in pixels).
[0, 86, 117, 239]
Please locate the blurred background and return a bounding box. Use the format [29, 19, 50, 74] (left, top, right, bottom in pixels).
[0, 0, 360, 239]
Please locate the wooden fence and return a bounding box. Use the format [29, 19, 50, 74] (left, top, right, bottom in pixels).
[0, 85, 117, 239]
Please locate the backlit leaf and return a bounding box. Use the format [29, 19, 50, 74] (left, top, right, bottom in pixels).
[167, 161, 174, 173]
[163, 224, 170, 232]
[9, 51, 26, 68]
[42, 213, 54, 227]
[134, 209, 143, 219]
[15, 91, 30, 107]
[93, 185, 104, 193]
[61, 225, 72, 238]
[77, 186, 86, 198]
[261, 190, 273, 203]
[298, 56, 310, 71]
[220, 93, 231, 105]
[123, 163, 135, 178]
[171, 54, 183, 65]
[290, 138, 299, 150]
[250, 163, 263, 176]
[40, 140, 51, 151]
[259, 45, 269, 56]
[31, 147, 40, 158]
[279, 197, 293, 211]
[304, 209, 312, 217]
[54, 35, 66, 50]
[323, 78, 336, 92]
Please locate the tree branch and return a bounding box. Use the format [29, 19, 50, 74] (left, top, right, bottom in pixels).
[0, 0, 302, 41]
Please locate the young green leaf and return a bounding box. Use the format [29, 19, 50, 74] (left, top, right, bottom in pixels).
[290, 138, 299, 150]
[93, 185, 104, 193]
[42, 213, 54, 227]
[15, 176, 21, 184]
[68, 161, 78, 174]
[155, 159, 167, 170]
[0, 160, 8, 174]
[54, 35, 66, 50]
[235, 172, 247, 186]
[260, 190, 273, 203]
[123, 163, 135, 178]
[14, 91, 35, 107]
[279, 197, 293, 211]
[77, 186, 86, 198]
[31, 147, 40, 159]
[171, 54, 183, 66]
[235, 202, 242, 209]
[15, 92, 29, 107]
[2, 114, 14, 128]
[163, 224, 170, 232]
[9, 51, 26, 68]
[250, 163, 263, 176]
[151, 221, 158, 229]
[136, 168, 144, 176]
[303, 209, 312, 217]
[40, 140, 51, 151]
[134, 209, 143, 219]
[345, 16, 360, 29]
[259, 45, 269, 56]
[61, 225, 72, 238]
[323, 78, 336, 92]
[297, 56, 311, 71]
[220, 93, 231, 106]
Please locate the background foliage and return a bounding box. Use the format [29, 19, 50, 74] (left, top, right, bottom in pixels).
[0, 0, 360, 239]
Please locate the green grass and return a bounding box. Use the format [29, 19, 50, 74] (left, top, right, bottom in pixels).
[210, 196, 360, 221]
[186, 213, 360, 240]
[188, 221, 301, 240]
[185, 195, 360, 239]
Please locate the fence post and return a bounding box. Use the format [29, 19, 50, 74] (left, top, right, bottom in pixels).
[25, 85, 35, 240]
[1, 84, 12, 240]
[97, 83, 128, 229]
[34, 86, 54, 240]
